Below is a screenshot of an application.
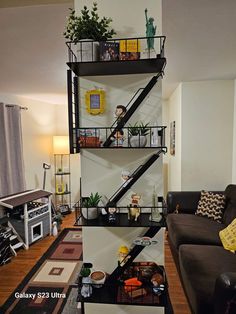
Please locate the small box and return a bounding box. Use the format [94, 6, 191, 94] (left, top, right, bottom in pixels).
[78, 129, 101, 147]
[100, 42, 119, 61]
[119, 39, 141, 60]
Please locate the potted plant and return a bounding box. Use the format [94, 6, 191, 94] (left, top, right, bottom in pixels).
[63, 2, 116, 62]
[128, 122, 150, 147]
[80, 267, 93, 298]
[82, 192, 102, 219]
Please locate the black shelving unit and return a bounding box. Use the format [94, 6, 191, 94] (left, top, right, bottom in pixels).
[66, 35, 172, 313]
[54, 154, 71, 214]
[67, 58, 166, 77]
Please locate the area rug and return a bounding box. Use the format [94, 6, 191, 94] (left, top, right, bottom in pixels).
[0, 228, 82, 314]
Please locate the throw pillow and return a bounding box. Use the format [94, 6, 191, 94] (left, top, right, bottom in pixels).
[195, 191, 225, 222]
[219, 218, 236, 253]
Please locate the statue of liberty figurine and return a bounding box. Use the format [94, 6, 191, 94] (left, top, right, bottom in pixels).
[145, 8, 157, 50]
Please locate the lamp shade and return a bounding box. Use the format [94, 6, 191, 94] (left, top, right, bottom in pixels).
[53, 136, 69, 154]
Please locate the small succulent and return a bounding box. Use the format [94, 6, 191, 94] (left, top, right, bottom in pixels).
[83, 192, 102, 207]
[128, 122, 150, 136]
[80, 267, 91, 277]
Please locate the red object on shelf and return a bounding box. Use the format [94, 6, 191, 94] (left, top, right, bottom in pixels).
[124, 277, 142, 292]
[79, 136, 101, 147]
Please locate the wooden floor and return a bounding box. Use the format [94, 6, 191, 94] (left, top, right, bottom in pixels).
[0, 213, 191, 313]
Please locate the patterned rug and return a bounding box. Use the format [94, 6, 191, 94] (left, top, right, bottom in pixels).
[0, 228, 82, 314]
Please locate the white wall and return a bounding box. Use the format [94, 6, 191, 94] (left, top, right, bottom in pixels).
[165, 84, 182, 191]
[181, 80, 234, 190]
[75, 0, 162, 37]
[165, 80, 234, 192]
[80, 76, 164, 203]
[0, 94, 55, 192]
[0, 94, 80, 204]
[232, 79, 236, 182]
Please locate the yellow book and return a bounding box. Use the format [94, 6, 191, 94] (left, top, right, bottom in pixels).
[119, 39, 141, 53]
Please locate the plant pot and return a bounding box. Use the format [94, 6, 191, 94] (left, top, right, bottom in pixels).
[82, 207, 100, 220]
[77, 39, 99, 62]
[129, 135, 147, 147]
[90, 270, 106, 288]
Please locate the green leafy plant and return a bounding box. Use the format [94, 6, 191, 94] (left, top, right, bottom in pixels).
[53, 212, 63, 225]
[128, 122, 150, 136]
[63, 3, 116, 43]
[80, 267, 91, 277]
[83, 192, 102, 207]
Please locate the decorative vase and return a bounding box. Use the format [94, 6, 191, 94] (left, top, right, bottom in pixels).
[90, 270, 106, 288]
[82, 207, 100, 220]
[77, 39, 99, 62]
[130, 135, 147, 147]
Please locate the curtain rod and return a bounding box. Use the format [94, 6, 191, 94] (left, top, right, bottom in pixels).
[5, 105, 28, 110]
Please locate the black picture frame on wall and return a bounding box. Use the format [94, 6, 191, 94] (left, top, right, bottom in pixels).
[170, 121, 175, 156]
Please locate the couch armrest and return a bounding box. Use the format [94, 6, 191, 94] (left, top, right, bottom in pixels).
[214, 272, 236, 314]
[166, 191, 202, 214]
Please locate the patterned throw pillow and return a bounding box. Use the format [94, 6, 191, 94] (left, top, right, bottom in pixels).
[195, 191, 225, 222]
[219, 218, 236, 253]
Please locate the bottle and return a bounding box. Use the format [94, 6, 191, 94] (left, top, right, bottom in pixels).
[150, 186, 162, 222]
[151, 122, 159, 147]
[152, 185, 157, 207]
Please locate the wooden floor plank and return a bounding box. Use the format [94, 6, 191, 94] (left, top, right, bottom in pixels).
[0, 213, 191, 313]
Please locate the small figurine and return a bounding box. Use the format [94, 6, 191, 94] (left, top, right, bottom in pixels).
[128, 206, 141, 222]
[121, 170, 132, 187]
[151, 273, 164, 295]
[115, 105, 127, 123]
[118, 245, 131, 267]
[106, 202, 117, 223]
[81, 276, 93, 298]
[145, 8, 157, 50]
[149, 207, 162, 222]
[113, 130, 124, 147]
[128, 193, 141, 221]
[131, 193, 141, 206]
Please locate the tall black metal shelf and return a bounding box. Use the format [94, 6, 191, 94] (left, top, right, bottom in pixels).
[66, 35, 172, 313]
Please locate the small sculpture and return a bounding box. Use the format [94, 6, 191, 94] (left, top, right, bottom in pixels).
[151, 273, 165, 295]
[115, 105, 127, 123]
[121, 170, 132, 187]
[113, 130, 124, 147]
[81, 276, 93, 298]
[128, 193, 141, 221]
[106, 202, 117, 223]
[118, 245, 131, 267]
[145, 8, 157, 50]
[131, 193, 141, 207]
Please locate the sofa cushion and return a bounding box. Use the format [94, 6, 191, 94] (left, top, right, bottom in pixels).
[179, 245, 236, 314]
[167, 213, 225, 250]
[195, 191, 225, 222]
[219, 218, 236, 253]
[223, 184, 236, 225]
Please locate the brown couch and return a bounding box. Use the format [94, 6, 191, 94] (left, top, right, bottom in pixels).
[166, 184, 236, 314]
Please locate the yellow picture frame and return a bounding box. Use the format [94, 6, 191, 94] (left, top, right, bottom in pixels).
[56, 183, 65, 194]
[85, 89, 105, 115]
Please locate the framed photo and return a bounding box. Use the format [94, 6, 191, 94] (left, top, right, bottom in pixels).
[58, 204, 70, 214]
[170, 121, 175, 156]
[56, 183, 65, 194]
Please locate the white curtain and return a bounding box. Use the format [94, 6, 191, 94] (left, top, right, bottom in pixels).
[0, 103, 26, 197]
